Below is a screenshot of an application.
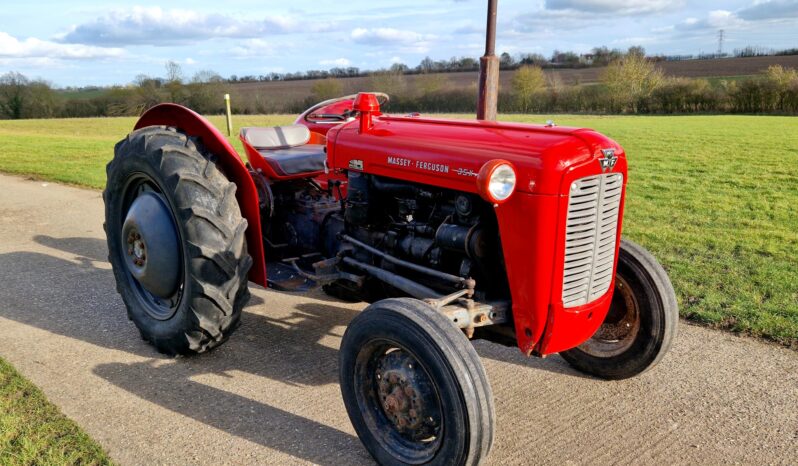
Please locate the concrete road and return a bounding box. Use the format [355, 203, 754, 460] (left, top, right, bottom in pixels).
[0, 173, 795, 465]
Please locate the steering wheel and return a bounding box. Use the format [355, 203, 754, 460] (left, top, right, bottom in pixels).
[305, 92, 390, 122]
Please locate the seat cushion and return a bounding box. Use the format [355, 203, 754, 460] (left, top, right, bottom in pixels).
[241, 125, 310, 150]
[259, 145, 326, 176]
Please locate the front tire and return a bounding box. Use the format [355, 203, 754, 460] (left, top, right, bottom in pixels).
[560, 238, 678, 380]
[339, 298, 494, 465]
[104, 126, 252, 355]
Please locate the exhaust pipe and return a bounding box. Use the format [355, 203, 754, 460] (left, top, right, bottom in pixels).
[477, 0, 499, 121]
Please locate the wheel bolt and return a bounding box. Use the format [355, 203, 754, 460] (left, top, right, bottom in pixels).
[409, 409, 417, 418]
[128, 247, 133, 255]
[404, 387, 415, 398]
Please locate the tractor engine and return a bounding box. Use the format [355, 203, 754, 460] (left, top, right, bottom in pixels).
[329, 172, 509, 301]
[257, 170, 508, 302]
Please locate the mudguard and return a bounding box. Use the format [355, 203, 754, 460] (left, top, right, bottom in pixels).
[135, 104, 267, 286]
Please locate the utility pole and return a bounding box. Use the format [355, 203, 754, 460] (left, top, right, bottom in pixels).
[477, 0, 499, 121]
[717, 29, 725, 56]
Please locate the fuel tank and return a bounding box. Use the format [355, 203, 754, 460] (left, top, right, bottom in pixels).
[325, 115, 625, 196]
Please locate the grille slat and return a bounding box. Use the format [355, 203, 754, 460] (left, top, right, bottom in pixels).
[562, 173, 624, 308]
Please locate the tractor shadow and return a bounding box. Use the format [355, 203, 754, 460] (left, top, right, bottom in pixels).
[0, 235, 589, 461]
[1, 236, 370, 464]
[21, 235, 590, 380]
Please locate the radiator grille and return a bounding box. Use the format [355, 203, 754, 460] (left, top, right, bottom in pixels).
[562, 173, 624, 308]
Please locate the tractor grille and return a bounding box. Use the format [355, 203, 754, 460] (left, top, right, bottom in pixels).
[562, 173, 624, 308]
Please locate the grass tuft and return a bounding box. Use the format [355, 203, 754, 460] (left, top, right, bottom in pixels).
[0, 357, 113, 465]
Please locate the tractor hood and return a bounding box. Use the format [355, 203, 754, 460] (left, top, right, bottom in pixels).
[326, 115, 624, 196]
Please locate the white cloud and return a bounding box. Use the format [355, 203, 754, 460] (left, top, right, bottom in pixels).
[57, 7, 334, 47]
[0, 32, 123, 59]
[544, 0, 681, 15]
[319, 58, 351, 67]
[351, 27, 436, 45]
[737, 0, 798, 20]
[350, 27, 436, 53]
[675, 10, 746, 31]
[230, 39, 278, 58]
[666, 2, 797, 36]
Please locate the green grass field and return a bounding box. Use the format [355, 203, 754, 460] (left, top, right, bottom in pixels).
[0, 114, 796, 349]
[0, 357, 112, 465]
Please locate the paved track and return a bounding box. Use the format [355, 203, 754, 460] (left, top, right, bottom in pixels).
[0, 173, 795, 465]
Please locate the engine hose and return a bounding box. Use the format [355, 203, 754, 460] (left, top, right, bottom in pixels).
[342, 257, 443, 300]
[341, 234, 474, 290]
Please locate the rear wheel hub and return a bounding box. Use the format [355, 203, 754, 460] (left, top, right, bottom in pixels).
[121, 191, 181, 300]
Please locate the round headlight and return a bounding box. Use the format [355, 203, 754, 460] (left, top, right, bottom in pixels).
[477, 160, 517, 204]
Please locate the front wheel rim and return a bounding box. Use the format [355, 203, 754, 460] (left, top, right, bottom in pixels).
[579, 274, 641, 358]
[354, 340, 443, 464]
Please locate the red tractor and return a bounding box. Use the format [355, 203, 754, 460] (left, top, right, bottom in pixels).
[104, 10, 677, 460]
[104, 91, 677, 464]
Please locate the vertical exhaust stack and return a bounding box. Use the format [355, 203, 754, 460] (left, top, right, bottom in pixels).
[477, 0, 499, 121]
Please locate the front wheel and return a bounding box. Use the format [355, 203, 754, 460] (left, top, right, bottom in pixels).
[339, 298, 494, 465]
[560, 238, 678, 380]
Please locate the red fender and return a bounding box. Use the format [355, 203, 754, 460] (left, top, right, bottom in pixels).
[135, 104, 267, 287]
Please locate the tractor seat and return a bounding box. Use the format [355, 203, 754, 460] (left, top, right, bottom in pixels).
[240, 126, 326, 176]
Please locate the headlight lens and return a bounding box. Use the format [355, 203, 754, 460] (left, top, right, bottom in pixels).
[488, 164, 516, 201]
[477, 160, 517, 204]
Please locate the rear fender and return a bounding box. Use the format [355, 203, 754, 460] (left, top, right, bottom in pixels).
[135, 104, 267, 286]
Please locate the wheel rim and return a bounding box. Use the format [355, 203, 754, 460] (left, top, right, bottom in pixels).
[579, 275, 640, 357]
[120, 174, 184, 320]
[354, 340, 443, 464]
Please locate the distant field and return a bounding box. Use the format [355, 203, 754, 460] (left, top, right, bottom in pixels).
[220, 55, 798, 108]
[0, 114, 796, 349]
[59, 55, 798, 107]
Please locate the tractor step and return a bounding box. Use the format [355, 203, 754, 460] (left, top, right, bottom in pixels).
[266, 261, 316, 292]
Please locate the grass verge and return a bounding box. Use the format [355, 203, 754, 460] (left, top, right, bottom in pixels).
[0, 357, 112, 465]
[0, 114, 795, 348]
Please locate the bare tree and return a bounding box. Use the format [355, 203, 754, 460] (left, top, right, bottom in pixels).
[368, 69, 407, 96]
[766, 65, 798, 110]
[511, 65, 546, 113]
[187, 70, 225, 113]
[602, 54, 663, 112]
[311, 78, 343, 101]
[416, 73, 449, 96]
[0, 72, 29, 119]
[0, 72, 60, 119]
[164, 61, 185, 103]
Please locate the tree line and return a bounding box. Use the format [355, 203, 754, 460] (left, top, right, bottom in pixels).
[2, 53, 798, 120]
[218, 45, 798, 84]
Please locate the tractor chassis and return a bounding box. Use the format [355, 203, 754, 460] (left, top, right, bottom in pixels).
[277, 238, 510, 338]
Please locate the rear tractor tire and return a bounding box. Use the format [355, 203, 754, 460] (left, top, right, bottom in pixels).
[560, 238, 678, 380]
[104, 126, 252, 355]
[339, 298, 495, 465]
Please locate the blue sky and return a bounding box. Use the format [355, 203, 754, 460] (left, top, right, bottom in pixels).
[1, 0, 796, 87]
